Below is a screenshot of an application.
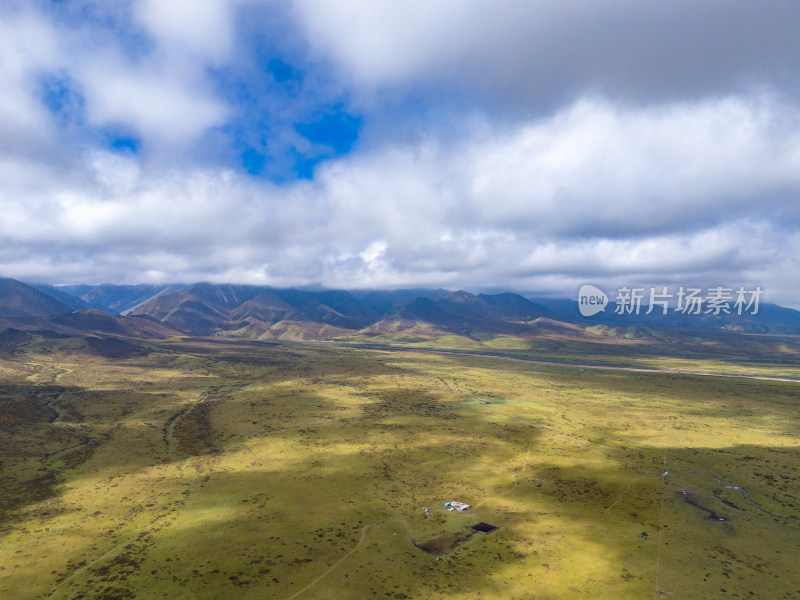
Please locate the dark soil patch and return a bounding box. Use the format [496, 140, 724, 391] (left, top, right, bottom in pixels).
[413, 532, 469, 556]
[63, 445, 96, 467]
[173, 399, 220, 455]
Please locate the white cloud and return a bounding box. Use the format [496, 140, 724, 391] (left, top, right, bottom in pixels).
[0, 12, 60, 156]
[1, 2, 799, 309]
[2, 92, 799, 307]
[79, 62, 229, 145]
[292, 0, 470, 84]
[0, 2, 233, 155]
[132, 0, 237, 63]
[312, 95, 800, 248]
[359, 240, 388, 267]
[292, 0, 800, 107]
[90, 151, 141, 193]
[458, 95, 800, 235]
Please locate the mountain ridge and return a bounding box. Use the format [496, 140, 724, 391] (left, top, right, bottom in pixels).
[0, 278, 75, 318]
[2, 278, 799, 343]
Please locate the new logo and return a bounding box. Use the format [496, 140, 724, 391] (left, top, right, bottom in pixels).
[578, 284, 608, 317]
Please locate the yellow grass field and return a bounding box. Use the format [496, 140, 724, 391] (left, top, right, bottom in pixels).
[1, 337, 799, 599]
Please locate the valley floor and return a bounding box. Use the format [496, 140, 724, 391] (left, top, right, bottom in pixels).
[1, 338, 799, 599]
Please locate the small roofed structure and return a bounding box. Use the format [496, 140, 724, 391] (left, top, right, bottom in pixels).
[443, 501, 470, 512]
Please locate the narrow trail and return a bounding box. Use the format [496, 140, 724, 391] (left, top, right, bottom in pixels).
[284, 518, 412, 600]
[602, 474, 660, 514]
[522, 445, 530, 472]
[45, 462, 203, 600]
[45, 531, 140, 600]
[359, 345, 800, 384]
[654, 419, 670, 600]
[286, 454, 540, 600]
[473, 444, 532, 510]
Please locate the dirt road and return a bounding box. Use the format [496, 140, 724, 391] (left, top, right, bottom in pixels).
[378, 347, 800, 384]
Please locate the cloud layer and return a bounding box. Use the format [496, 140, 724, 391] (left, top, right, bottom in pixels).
[1, 1, 799, 306]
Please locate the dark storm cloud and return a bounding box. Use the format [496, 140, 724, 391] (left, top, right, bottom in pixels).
[293, 0, 800, 110]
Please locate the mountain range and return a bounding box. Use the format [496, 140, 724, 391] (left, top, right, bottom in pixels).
[1, 278, 799, 348]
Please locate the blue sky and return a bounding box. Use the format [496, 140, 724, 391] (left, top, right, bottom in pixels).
[1, 1, 800, 306]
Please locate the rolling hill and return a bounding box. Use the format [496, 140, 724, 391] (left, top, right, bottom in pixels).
[55, 283, 186, 314]
[532, 297, 800, 335]
[356, 291, 557, 343]
[126, 285, 564, 341]
[127, 283, 381, 338]
[2, 277, 800, 347]
[0, 278, 74, 318]
[28, 283, 102, 312]
[0, 310, 183, 340]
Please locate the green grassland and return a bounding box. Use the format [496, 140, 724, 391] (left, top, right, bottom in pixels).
[1, 337, 799, 599]
[348, 321, 800, 379]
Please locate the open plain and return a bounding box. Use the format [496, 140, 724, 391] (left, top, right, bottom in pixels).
[1, 336, 799, 599]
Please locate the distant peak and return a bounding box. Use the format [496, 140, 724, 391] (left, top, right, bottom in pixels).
[445, 290, 478, 302]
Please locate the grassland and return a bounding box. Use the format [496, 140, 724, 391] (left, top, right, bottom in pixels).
[1, 336, 799, 599]
[349, 323, 800, 380]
